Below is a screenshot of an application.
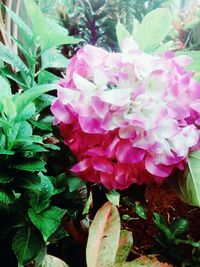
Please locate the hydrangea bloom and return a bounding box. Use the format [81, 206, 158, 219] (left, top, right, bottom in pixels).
[51, 39, 200, 190]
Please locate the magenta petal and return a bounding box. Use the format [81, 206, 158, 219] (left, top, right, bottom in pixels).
[145, 156, 172, 177]
[71, 159, 90, 172]
[92, 158, 113, 174]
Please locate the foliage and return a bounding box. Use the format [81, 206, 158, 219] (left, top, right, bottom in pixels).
[0, 1, 83, 266]
[86, 201, 173, 267]
[153, 212, 200, 265]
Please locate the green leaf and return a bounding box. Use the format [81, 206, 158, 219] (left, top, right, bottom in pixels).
[13, 158, 46, 172]
[86, 202, 121, 267]
[172, 151, 200, 207]
[9, 121, 32, 148]
[0, 75, 11, 97]
[135, 8, 172, 53]
[116, 20, 131, 50]
[14, 103, 36, 122]
[12, 227, 44, 265]
[13, 84, 58, 115]
[0, 190, 15, 204]
[82, 191, 93, 215]
[0, 149, 15, 155]
[153, 212, 173, 240]
[1, 96, 17, 120]
[24, 0, 80, 51]
[134, 201, 147, 220]
[67, 177, 85, 192]
[41, 48, 69, 69]
[115, 230, 133, 263]
[5, 6, 33, 45]
[106, 189, 120, 207]
[30, 119, 52, 131]
[0, 172, 13, 183]
[170, 219, 189, 238]
[34, 94, 55, 113]
[0, 42, 30, 74]
[28, 206, 66, 241]
[38, 70, 60, 84]
[28, 173, 54, 213]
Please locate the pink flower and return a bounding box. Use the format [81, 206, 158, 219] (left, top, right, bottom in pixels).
[51, 39, 200, 190]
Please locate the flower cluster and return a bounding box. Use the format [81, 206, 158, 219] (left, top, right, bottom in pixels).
[51, 39, 200, 190]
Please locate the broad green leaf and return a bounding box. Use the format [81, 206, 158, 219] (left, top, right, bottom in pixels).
[67, 177, 85, 192]
[0, 149, 14, 155]
[5, 6, 33, 45]
[113, 256, 173, 267]
[30, 119, 52, 131]
[13, 84, 58, 115]
[38, 70, 60, 84]
[0, 42, 30, 74]
[115, 230, 133, 263]
[14, 103, 36, 122]
[41, 254, 69, 267]
[170, 219, 188, 238]
[41, 48, 69, 69]
[13, 159, 46, 172]
[12, 227, 44, 265]
[24, 0, 80, 51]
[172, 151, 200, 207]
[86, 202, 121, 267]
[106, 189, 120, 207]
[0, 75, 11, 97]
[116, 20, 131, 50]
[23, 144, 48, 153]
[1, 96, 17, 120]
[34, 94, 55, 113]
[0, 190, 15, 204]
[135, 8, 172, 53]
[28, 173, 54, 213]
[28, 206, 66, 241]
[9, 121, 32, 148]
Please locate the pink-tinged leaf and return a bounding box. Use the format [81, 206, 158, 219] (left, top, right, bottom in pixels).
[86, 202, 121, 267]
[113, 255, 174, 266]
[115, 230, 133, 263]
[41, 254, 69, 267]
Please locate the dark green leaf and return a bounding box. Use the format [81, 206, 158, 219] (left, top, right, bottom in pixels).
[170, 219, 189, 238]
[12, 227, 44, 265]
[28, 206, 66, 241]
[67, 177, 86, 192]
[28, 173, 54, 213]
[34, 94, 55, 113]
[13, 159, 46, 172]
[153, 212, 173, 240]
[0, 172, 13, 183]
[0, 190, 15, 204]
[134, 201, 147, 220]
